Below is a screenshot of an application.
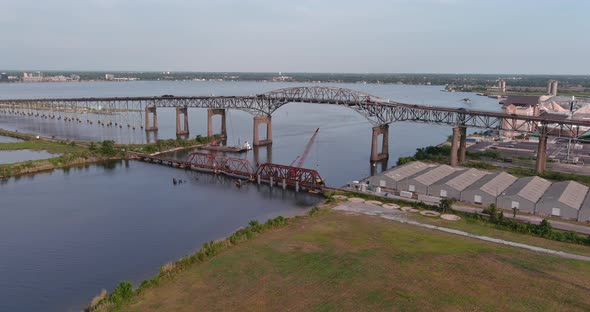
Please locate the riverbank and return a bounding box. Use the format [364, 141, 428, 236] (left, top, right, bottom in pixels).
[0, 128, 218, 179]
[99, 203, 590, 312]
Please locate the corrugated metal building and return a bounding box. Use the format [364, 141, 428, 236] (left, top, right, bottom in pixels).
[428, 168, 489, 200]
[577, 192, 590, 223]
[364, 161, 432, 190]
[536, 181, 589, 220]
[497, 176, 552, 214]
[461, 172, 518, 206]
[397, 165, 457, 195]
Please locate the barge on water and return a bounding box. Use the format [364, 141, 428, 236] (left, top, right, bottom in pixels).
[198, 141, 252, 153]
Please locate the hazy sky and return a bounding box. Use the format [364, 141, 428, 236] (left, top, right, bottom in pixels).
[2, 0, 589, 74]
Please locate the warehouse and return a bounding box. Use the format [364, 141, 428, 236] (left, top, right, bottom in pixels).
[397, 164, 457, 195]
[496, 176, 552, 214]
[428, 168, 489, 200]
[461, 172, 518, 206]
[364, 161, 432, 191]
[536, 181, 589, 220]
[577, 193, 590, 223]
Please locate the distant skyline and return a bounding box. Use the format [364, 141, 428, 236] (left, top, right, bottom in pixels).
[2, 0, 590, 75]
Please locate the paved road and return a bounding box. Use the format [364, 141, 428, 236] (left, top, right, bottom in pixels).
[337, 187, 590, 235]
[334, 201, 590, 262]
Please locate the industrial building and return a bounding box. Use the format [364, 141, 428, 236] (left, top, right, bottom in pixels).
[362, 161, 590, 223]
[427, 168, 489, 199]
[535, 181, 589, 220]
[396, 164, 457, 195]
[496, 176, 552, 214]
[364, 161, 432, 191]
[577, 193, 590, 223]
[460, 172, 518, 206]
[547, 80, 559, 96]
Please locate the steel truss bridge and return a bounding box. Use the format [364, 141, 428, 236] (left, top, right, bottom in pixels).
[132, 151, 325, 192]
[1, 86, 589, 137]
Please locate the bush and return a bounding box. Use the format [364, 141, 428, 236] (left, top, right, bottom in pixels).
[438, 198, 456, 213]
[99, 140, 117, 156]
[109, 281, 133, 305]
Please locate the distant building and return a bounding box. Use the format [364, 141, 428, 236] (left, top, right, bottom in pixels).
[547, 80, 558, 96]
[498, 79, 506, 92]
[105, 74, 114, 80]
[500, 95, 543, 137]
[22, 71, 43, 82]
[0, 73, 8, 81]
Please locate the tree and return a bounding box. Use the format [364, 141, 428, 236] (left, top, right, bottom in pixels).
[99, 140, 116, 156]
[512, 207, 518, 220]
[439, 198, 456, 213]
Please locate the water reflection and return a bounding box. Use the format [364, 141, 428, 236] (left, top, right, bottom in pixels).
[0, 135, 22, 143]
[0, 160, 320, 312]
[0, 149, 58, 164]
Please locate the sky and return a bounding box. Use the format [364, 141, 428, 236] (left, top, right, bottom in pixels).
[1, 0, 589, 74]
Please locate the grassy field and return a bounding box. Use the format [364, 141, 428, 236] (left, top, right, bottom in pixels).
[0, 139, 86, 153]
[407, 212, 590, 258]
[121, 210, 590, 312]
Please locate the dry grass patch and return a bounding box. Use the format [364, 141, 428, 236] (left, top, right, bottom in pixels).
[121, 211, 590, 312]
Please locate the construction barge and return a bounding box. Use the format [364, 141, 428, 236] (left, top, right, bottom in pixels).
[129, 151, 324, 193]
[197, 140, 252, 153]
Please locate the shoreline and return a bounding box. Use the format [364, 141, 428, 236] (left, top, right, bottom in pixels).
[0, 128, 217, 179]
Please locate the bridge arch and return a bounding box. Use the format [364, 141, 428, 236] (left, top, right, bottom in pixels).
[262, 86, 391, 125]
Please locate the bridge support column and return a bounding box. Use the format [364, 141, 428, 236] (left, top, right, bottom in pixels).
[145, 107, 158, 131]
[176, 107, 189, 136]
[253, 116, 272, 146]
[207, 109, 226, 138]
[536, 131, 548, 174]
[450, 127, 461, 167]
[370, 124, 389, 162]
[459, 126, 467, 163]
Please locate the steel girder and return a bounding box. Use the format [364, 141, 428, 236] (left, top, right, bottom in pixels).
[1, 86, 589, 138]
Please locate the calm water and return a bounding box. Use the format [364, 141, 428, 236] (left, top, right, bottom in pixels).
[0, 81, 501, 311]
[0, 161, 319, 311]
[0, 81, 502, 186]
[0, 150, 58, 164]
[0, 135, 22, 143]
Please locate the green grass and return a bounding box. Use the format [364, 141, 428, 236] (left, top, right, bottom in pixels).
[118, 210, 590, 312]
[409, 212, 590, 257]
[0, 140, 85, 154]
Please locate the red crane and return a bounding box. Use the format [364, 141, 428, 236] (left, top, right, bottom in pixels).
[290, 128, 320, 168]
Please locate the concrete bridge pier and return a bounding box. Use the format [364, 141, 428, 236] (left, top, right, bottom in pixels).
[370, 159, 389, 176]
[253, 116, 272, 146]
[450, 126, 461, 166]
[459, 126, 467, 163]
[536, 131, 548, 174]
[207, 108, 227, 138]
[370, 124, 389, 162]
[253, 145, 272, 167]
[175, 107, 189, 136]
[145, 107, 158, 131]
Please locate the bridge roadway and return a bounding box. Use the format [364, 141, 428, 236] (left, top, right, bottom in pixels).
[2, 86, 589, 173]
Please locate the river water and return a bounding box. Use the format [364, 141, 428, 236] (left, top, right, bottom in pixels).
[0, 81, 501, 311]
[0, 161, 319, 311]
[0, 81, 502, 186]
